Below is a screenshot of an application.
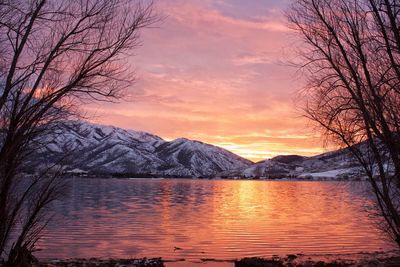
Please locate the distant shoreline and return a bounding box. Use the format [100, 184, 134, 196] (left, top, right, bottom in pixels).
[63, 173, 368, 182]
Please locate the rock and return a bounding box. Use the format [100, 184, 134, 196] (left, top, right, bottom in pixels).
[286, 254, 297, 261]
[235, 257, 284, 267]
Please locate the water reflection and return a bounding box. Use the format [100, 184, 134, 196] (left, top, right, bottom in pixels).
[37, 179, 393, 261]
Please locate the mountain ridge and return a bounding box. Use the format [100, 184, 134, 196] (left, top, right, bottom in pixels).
[30, 120, 365, 180]
[32, 120, 252, 177]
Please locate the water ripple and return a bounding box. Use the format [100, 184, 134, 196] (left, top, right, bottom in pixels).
[36, 178, 394, 261]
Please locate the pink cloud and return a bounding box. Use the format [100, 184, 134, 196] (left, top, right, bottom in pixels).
[85, 0, 321, 161]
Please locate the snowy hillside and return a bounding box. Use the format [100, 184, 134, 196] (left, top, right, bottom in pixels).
[223, 149, 366, 180]
[32, 121, 252, 177]
[26, 120, 371, 180]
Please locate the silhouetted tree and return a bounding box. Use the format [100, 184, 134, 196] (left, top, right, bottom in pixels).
[0, 0, 156, 265]
[288, 0, 400, 246]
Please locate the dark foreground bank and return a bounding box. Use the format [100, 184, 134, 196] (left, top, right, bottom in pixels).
[235, 256, 400, 266]
[15, 255, 400, 267]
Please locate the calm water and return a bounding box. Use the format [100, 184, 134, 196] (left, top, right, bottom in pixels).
[36, 178, 394, 263]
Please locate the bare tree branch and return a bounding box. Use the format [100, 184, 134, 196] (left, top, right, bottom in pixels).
[0, 0, 157, 264]
[288, 0, 400, 246]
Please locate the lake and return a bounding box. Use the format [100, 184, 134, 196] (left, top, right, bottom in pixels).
[36, 178, 395, 265]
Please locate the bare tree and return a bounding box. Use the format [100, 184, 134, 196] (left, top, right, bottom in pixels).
[288, 0, 400, 246]
[0, 0, 156, 265]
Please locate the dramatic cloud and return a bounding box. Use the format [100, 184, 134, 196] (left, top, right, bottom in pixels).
[86, 0, 324, 162]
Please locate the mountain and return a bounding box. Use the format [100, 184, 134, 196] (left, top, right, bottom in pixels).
[32, 121, 252, 177]
[27, 120, 369, 180]
[222, 148, 366, 180]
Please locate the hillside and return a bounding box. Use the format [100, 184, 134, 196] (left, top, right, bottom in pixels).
[31, 121, 252, 177]
[26, 120, 370, 180]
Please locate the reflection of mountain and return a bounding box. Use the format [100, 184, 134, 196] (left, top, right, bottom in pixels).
[30, 120, 368, 179]
[37, 179, 387, 260]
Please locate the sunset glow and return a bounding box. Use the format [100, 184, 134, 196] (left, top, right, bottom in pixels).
[37, 179, 392, 260]
[87, 0, 325, 161]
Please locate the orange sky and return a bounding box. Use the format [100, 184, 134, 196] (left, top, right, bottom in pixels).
[87, 0, 326, 162]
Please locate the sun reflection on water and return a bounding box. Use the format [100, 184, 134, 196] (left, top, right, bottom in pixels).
[37, 179, 394, 262]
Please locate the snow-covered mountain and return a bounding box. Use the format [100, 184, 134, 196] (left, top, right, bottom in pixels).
[27, 120, 370, 180]
[223, 148, 366, 180]
[32, 121, 252, 177]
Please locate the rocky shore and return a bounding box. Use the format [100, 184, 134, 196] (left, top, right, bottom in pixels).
[33, 258, 165, 267]
[235, 256, 400, 266]
[19, 255, 400, 267]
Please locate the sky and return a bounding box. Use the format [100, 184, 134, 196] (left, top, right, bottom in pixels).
[87, 0, 326, 162]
